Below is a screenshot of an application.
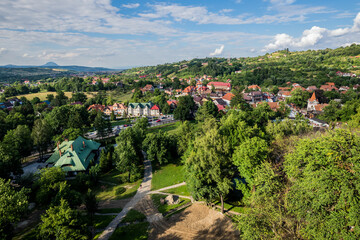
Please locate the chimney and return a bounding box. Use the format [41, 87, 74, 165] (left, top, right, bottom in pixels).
[59, 150, 62, 157]
[83, 141, 85, 148]
[71, 144, 73, 151]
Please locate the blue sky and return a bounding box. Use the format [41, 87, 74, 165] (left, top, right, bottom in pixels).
[0, 0, 359, 68]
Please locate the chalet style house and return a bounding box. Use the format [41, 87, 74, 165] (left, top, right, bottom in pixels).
[207, 82, 231, 92]
[46, 136, 100, 175]
[127, 102, 160, 117]
[104, 103, 127, 116]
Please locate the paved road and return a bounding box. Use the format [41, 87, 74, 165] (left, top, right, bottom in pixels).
[97, 151, 152, 240]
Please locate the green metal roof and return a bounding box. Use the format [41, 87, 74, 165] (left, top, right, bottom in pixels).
[46, 136, 100, 172]
[129, 102, 153, 109]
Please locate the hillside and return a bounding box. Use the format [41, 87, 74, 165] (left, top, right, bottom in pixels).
[123, 44, 360, 88]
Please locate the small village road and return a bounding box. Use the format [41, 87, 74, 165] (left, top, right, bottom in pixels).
[97, 151, 152, 240]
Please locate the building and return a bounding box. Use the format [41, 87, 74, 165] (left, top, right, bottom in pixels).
[307, 92, 329, 112]
[112, 103, 127, 116]
[46, 136, 100, 174]
[207, 82, 231, 92]
[87, 104, 105, 112]
[141, 84, 154, 93]
[128, 102, 159, 117]
[248, 85, 261, 91]
[150, 105, 160, 116]
[222, 92, 235, 106]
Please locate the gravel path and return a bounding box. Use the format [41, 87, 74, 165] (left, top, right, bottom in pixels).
[97, 151, 152, 240]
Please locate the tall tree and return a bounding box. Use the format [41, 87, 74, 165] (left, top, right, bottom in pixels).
[174, 95, 195, 121]
[32, 119, 52, 160]
[93, 112, 111, 139]
[185, 118, 233, 213]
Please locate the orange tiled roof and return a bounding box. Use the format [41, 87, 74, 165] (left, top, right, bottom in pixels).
[222, 92, 235, 101]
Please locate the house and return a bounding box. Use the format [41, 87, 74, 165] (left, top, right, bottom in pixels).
[278, 91, 292, 98]
[104, 106, 113, 116]
[320, 84, 338, 92]
[141, 84, 154, 93]
[222, 92, 235, 106]
[213, 98, 227, 107]
[267, 102, 280, 111]
[306, 86, 317, 92]
[46, 136, 100, 174]
[87, 104, 105, 112]
[207, 82, 231, 92]
[183, 86, 197, 95]
[167, 100, 178, 109]
[128, 102, 157, 117]
[112, 103, 127, 116]
[150, 105, 160, 116]
[193, 96, 204, 107]
[244, 91, 263, 103]
[307, 92, 328, 112]
[248, 85, 261, 91]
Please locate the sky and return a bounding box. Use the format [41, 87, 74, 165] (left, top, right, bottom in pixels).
[0, 0, 360, 68]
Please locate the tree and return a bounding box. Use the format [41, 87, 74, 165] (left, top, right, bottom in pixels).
[93, 112, 111, 139]
[286, 89, 310, 108]
[110, 110, 116, 121]
[176, 121, 194, 155]
[195, 100, 218, 121]
[174, 95, 195, 121]
[99, 148, 113, 173]
[232, 137, 269, 200]
[46, 94, 55, 103]
[115, 127, 142, 182]
[284, 130, 360, 239]
[32, 119, 52, 160]
[230, 91, 251, 110]
[54, 128, 82, 143]
[51, 90, 68, 107]
[185, 118, 233, 213]
[38, 199, 88, 240]
[143, 130, 176, 166]
[71, 92, 87, 103]
[0, 178, 29, 240]
[31, 96, 41, 105]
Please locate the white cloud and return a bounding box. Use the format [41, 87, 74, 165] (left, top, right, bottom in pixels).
[0, 48, 6, 54]
[210, 45, 224, 56]
[235, 0, 242, 3]
[264, 12, 360, 51]
[122, 3, 140, 9]
[140, 2, 329, 25]
[0, 0, 175, 35]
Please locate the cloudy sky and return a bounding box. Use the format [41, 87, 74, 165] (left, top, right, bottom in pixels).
[0, 0, 359, 68]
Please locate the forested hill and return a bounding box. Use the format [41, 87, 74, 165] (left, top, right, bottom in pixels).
[124, 44, 360, 87]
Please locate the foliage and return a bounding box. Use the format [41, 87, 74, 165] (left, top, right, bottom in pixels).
[174, 95, 195, 121]
[284, 130, 360, 239]
[195, 100, 219, 121]
[266, 118, 312, 138]
[31, 118, 52, 160]
[94, 111, 112, 139]
[38, 199, 88, 240]
[143, 130, 177, 165]
[286, 89, 310, 108]
[0, 178, 29, 240]
[185, 118, 233, 212]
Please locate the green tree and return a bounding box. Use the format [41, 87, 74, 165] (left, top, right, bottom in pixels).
[54, 128, 82, 144]
[174, 95, 195, 121]
[115, 127, 142, 182]
[143, 130, 176, 165]
[230, 91, 251, 110]
[3, 125, 33, 159]
[94, 112, 111, 139]
[284, 130, 360, 240]
[286, 89, 310, 108]
[195, 100, 219, 121]
[232, 137, 269, 200]
[0, 178, 29, 240]
[38, 199, 88, 240]
[32, 118, 52, 160]
[185, 118, 233, 213]
[51, 90, 68, 107]
[71, 92, 87, 103]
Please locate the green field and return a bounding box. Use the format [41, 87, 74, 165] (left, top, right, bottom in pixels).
[95, 179, 142, 201]
[109, 222, 149, 240]
[147, 121, 180, 134]
[111, 91, 133, 103]
[121, 209, 146, 223]
[16, 91, 96, 101]
[161, 185, 190, 196]
[94, 215, 116, 229]
[151, 164, 184, 190]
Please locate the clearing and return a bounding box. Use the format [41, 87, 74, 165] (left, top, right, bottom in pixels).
[151, 164, 184, 190]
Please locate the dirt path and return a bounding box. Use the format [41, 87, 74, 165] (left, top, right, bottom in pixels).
[154, 182, 186, 192]
[97, 151, 152, 240]
[98, 199, 130, 209]
[148, 203, 239, 240]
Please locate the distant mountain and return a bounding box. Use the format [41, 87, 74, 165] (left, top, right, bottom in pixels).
[0, 63, 121, 72]
[42, 62, 59, 67]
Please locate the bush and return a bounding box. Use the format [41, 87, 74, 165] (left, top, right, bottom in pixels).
[115, 187, 126, 195]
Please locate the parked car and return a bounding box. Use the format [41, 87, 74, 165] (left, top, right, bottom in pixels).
[156, 119, 161, 122]
[124, 124, 128, 127]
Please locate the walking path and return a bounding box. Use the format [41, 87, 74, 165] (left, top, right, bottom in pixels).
[97, 151, 152, 240]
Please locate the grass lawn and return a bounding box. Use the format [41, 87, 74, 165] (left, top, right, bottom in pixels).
[96, 208, 123, 214]
[94, 215, 116, 229]
[213, 200, 249, 214]
[151, 194, 191, 214]
[16, 91, 96, 101]
[121, 209, 146, 223]
[161, 185, 190, 196]
[95, 179, 142, 201]
[111, 91, 133, 103]
[109, 222, 149, 240]
[100, 169, 126, 185]
[151, 164, 184, 190]
[147, 121, 180, 134]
